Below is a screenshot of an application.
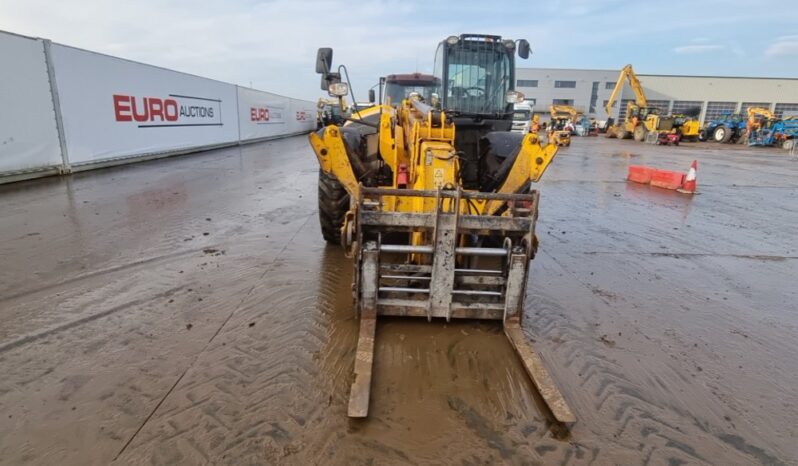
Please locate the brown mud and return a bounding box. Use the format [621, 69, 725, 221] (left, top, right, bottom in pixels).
[0, 136, 796, 465]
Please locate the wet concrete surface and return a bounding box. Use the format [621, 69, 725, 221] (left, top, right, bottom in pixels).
[0, 135, 796, 465]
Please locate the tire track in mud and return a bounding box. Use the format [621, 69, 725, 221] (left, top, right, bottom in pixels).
[523, 249, 790, 465]
[113, 213, 317, 462]
[115, 220, 561, 465]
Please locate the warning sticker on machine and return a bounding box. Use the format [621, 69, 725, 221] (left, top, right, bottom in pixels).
[433, 168, 445, 188]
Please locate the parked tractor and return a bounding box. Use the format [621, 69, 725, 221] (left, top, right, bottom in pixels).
[699, 113, 747, 144]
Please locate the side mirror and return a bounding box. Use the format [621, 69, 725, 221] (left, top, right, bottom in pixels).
[518, 40, 531, 59]
[368, 89, 376, 103]
[316, 48, 333, 74]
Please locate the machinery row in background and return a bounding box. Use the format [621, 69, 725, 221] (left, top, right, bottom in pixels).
[317, 64, 796, 151]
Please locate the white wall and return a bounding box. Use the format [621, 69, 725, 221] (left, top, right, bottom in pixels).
[50, 44, 240, 165]
[237, 87, 316, 142]
[0, 32, 62, 174]
[0, 29, 315, 183]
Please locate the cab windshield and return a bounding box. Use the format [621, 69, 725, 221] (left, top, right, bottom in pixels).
[513, 110, 530, 121]
[443, 41, 511, 115]
[384, 84, 435, 106]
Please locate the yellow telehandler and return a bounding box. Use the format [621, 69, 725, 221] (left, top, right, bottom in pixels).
[308, 34, 574, 424]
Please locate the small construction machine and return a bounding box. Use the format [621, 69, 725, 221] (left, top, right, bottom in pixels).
[548, 104, 578, 146]
[745, 107, 775, 137]
[605, 64, 699, 142]
[749, 117, 798, 149]
[309, 34, 574, 424]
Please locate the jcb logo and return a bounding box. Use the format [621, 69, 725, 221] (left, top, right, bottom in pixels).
[296, 111, 307, 121]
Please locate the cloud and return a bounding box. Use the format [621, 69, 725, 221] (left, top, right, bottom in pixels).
[765, 37, 798, 57]
[1, 0, 796, 98]
[672, 44, 724, 54]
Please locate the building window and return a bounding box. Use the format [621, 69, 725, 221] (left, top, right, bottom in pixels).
[605, 81, 616, 90]
[552, 99, 574, 106]
[554, 80, 576, 88]
[647, 100, 670, 115]
[704, 102, 737, 123]
[672, 101, 703, 117]
[774, 103, 798, 118]
[618, 99, 634, 123]
[741, 102, 770, 115]
[517, 79, 538, 87]
[589, 81, 599, 114]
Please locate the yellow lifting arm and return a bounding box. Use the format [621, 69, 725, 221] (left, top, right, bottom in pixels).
[747, 107, 774, 120]
[549, 104, 579, 121]
[485, 135, 558, 215]
[308, 125, 360, 197]
[605, 64, 647, 117]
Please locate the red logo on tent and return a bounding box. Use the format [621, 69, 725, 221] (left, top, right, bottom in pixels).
[251, 107, 270, 122]
[113, 95, 179, 122]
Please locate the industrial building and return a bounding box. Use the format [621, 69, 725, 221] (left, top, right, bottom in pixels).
[516, 67, 798, 124]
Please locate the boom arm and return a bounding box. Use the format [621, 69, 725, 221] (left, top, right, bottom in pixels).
[604, 64, 647, 117]
[747, 107, 774, 120]
[549, 104, 578, 121]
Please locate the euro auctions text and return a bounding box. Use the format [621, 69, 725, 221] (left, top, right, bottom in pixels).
[113, 94, 223, 127]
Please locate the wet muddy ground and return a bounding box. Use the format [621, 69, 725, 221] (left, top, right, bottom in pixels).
[1, 136, 796, 465]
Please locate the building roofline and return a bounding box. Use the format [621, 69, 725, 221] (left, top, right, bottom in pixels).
[517, 66, 798, 81]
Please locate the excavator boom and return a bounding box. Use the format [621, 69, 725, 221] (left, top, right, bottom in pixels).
[605, 64, 648, 117]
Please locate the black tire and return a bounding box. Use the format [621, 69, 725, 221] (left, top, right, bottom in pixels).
[633, 125, 647, 142]
[736, 128, 748, 144]
[713, 125, 733, 143]
[318, 170, 349, 245]
[698, 129, 708, 141]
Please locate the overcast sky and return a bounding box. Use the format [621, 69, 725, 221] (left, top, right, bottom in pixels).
[2, 0, 797, 102]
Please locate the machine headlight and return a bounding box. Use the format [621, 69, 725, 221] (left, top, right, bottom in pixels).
[328, 82, 349, 97]
[503, 40, 515, 50]
[446, 35, 459, 45]
[505, 90, 525, 104]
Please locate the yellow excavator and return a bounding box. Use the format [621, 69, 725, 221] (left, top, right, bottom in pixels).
[605, 64, 699, 142]
[309, 34, 575, 425]
[548, 104, 578, 146]
[746, 107, 775, 133]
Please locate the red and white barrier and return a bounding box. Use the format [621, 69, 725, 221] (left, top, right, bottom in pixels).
[627, 160, 698, 194]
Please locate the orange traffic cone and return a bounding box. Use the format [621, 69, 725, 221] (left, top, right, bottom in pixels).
[678, 160, 697, 194]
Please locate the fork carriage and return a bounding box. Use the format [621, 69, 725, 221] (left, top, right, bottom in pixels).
[346, 187, 575, 424]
